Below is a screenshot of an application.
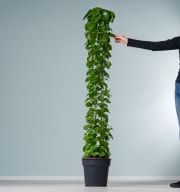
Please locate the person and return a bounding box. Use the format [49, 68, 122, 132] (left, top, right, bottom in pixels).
[115, 34, 180, 188]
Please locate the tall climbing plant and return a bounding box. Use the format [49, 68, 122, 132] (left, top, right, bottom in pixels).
[83, 7, 115, 158]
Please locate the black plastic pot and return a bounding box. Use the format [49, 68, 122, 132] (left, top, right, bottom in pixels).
[82, 158, 111, 187]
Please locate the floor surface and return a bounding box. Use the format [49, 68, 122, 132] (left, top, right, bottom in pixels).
[0, 180, 179, 192]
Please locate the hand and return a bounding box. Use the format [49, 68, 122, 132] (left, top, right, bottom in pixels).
[115, 34, 128, 44]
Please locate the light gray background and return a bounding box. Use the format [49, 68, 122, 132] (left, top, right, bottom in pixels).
[0, 0, 180, 176]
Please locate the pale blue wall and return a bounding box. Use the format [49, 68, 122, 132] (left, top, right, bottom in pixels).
[0, 0, 180, 176]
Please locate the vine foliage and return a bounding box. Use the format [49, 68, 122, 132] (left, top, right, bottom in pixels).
[83, 7, 115, 158]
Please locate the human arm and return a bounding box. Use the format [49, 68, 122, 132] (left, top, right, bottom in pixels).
[115, 34, 180, 51]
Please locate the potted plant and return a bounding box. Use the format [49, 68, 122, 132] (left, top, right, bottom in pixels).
[82, 7, 115, 187]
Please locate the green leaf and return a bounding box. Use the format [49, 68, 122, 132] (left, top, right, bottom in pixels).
[108, 32, 115, 38]
[99, 151, 106, 157]
[106, 61, 111, 68]
[83, 9, 92, 20]
[109, 11, 115, 22]
[83, 125, 89, 130]
[92, 7, 100, 17]
[106, 44, 112, 50]
[101, 10, 110, 21]
[85, 23, 91, 31]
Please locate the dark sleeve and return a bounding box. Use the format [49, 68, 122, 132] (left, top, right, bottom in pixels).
[127, 37, 180, 51]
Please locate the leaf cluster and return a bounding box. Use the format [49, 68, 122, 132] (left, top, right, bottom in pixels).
[83, 7, 115, 159]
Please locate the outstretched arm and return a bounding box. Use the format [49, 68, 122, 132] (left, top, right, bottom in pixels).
[115, 34, 180, 51]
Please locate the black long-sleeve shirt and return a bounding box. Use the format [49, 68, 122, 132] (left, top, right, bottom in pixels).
[127, 36, 180, 82]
